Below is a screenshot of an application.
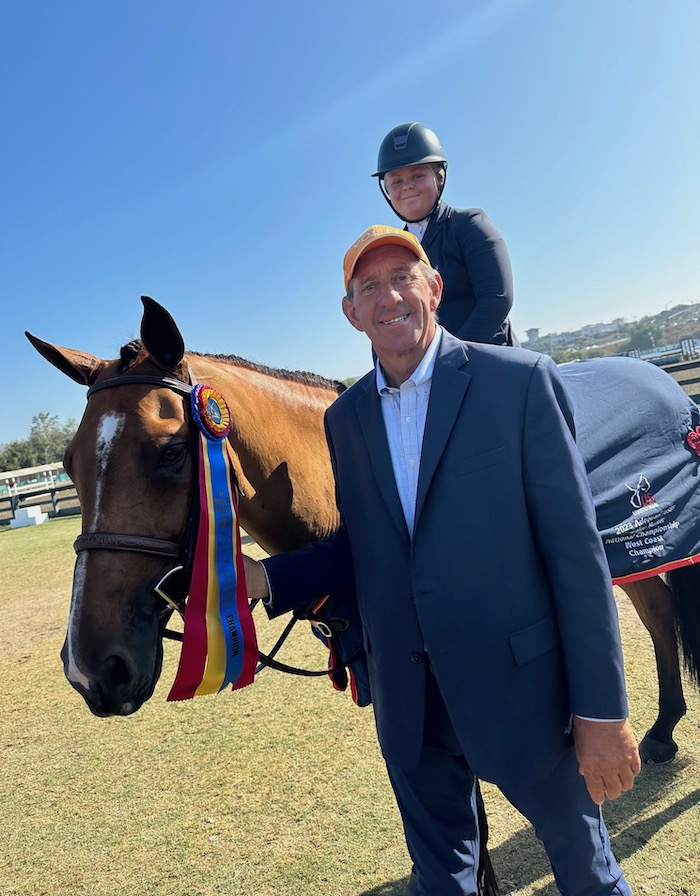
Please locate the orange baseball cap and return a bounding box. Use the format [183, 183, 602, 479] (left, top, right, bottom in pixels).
[343, 225, 431, 292]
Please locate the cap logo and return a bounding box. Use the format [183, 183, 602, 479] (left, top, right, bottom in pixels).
[349, 225, 395, 251]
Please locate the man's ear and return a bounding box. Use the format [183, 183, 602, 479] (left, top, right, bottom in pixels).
[431, 271, 443, 312]
[342, 295, 365, 333]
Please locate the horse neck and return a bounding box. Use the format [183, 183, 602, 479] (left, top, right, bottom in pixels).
[186, 353, 341, 554]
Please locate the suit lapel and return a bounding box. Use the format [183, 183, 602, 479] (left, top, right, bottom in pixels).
[419, 200, 448, 260]
[415, 334, 471, 526]
[355, 377, 410, 542]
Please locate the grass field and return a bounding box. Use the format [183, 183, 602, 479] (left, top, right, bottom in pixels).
[1, 517, 698, 896]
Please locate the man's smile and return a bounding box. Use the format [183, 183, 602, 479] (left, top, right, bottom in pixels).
[380, 313, 410, 326]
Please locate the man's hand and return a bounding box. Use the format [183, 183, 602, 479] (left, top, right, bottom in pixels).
[572, 717, 641, 805]
[242, 554, 270, 602]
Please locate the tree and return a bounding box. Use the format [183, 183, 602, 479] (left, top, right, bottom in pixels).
[549, 348, 583, 364]
[0, 439, 31, 471]
[0, 413, 77, 471]
[624, 317, 662, 353]
[549, 346, 606, 365]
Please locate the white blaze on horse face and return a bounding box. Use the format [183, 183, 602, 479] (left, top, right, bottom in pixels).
[65, 411, 125, 690]
[91, 412, 125, 533]
[66, 552, 91, 690]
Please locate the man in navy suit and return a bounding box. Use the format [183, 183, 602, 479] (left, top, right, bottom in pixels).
[244, 225, 640, 895]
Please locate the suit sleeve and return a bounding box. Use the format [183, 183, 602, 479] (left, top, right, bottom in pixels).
[453, 210, 514, 344]
[522, 355, 629, 720]
[262, 526, 354, 619]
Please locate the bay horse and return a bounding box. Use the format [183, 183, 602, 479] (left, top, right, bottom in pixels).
[24, 296, 497, 894]
[25, 297, 700, 762]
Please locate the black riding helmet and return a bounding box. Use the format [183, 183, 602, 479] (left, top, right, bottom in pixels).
[373, 122, 448, 223]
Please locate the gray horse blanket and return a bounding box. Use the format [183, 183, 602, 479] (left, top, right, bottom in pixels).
[559, 356, 700, 584]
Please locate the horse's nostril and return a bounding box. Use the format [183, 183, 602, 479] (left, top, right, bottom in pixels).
[102, 653, 133, 689]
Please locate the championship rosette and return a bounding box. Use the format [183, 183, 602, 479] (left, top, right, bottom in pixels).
[168, 384, 258, 700]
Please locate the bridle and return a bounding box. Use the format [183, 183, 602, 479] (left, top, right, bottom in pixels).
[74, 374, 193, 567]
[74, 373, 196, 632]
[74, 371, 351, 679]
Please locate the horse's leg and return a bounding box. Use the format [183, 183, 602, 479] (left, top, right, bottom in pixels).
[619, 576, 686, 763]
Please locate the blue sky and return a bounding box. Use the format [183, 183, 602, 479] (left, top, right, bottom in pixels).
[2, 0, 698, 444]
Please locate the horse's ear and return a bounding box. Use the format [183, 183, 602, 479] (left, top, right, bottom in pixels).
[26, 332, 105, 386]
[140, 296, 185, 369]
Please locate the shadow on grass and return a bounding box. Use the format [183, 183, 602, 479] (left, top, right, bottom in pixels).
[358, 877, 411, 896]
[605, 761, 700, 860]
[489, 760, 700, 896]
[356, 761, 700, 896]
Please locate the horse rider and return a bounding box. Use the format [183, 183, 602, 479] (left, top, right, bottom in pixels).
[373, 121, 518, 347]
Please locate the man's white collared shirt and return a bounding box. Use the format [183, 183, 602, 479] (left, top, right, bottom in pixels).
[376, 327, 442, 535]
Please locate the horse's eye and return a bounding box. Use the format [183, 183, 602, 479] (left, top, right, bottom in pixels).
[160, 444, 187, 467]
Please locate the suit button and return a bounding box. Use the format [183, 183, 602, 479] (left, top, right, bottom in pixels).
[410, 653, 423, 664]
